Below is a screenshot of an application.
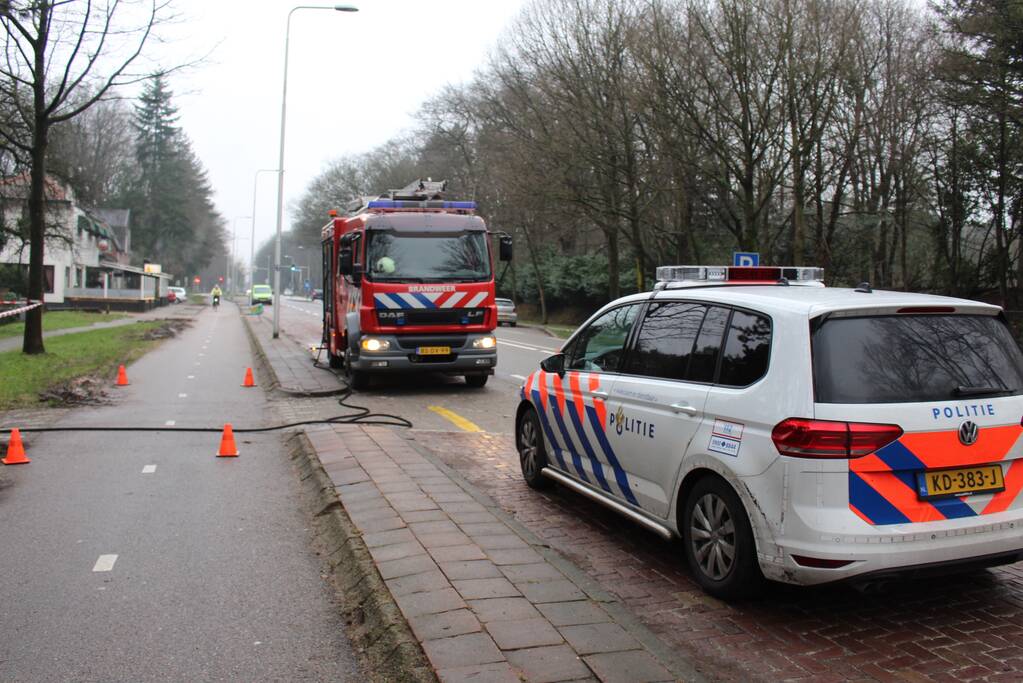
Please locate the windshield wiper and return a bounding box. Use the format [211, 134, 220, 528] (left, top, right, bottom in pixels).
[953, 385, 1010, 397]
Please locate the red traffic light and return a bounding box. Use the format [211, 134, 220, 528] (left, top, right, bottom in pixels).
[193, 276, 200, 284]
[218, 277, 224, 282]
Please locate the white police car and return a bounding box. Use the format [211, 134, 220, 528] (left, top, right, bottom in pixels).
[515, 265, 1023, 599]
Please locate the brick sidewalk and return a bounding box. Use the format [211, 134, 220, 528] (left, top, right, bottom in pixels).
[304, 424, 698, 682]
[243, 313, 344, 394]
[412, 431, 1023, 683]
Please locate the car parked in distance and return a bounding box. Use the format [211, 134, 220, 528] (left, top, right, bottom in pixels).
[496, 297, 517, 326]
[167, 286, 187, 304]
[311, 288, 324, 301]
[251, 284, 273, 305]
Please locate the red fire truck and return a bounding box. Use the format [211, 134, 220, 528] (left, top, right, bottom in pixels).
[320, 180, 512, 389]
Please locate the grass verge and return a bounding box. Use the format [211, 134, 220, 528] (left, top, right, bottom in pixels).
[0, 310, 128, 340]
[518, 320, 576, 338]
[0, 321, 163, 409]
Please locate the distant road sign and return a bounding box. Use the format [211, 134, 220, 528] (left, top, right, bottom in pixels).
[733, 252, 760, 267]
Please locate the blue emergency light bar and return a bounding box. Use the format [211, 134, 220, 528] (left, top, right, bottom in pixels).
[366, 200, 477, 210]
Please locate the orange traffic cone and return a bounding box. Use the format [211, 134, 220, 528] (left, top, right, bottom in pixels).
[242, 367, 256, 387]
[2, 428, 29, 465]
[116, 365, 129, 386]
[217, 423, 239, 457]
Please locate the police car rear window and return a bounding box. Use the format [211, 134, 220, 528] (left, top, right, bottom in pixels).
[812, 314, 1023, 404]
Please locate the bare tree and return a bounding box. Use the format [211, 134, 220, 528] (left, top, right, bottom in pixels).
[0, 0, 172, 354]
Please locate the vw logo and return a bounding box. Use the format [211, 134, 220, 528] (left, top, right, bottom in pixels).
[958, 421, 979, 446]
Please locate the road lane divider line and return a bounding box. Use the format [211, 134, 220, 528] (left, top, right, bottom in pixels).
[165, 420, 176, 426]
[142, 465, 157, 474]
[428, 406, 483, 433]
[187, 375, 195, 379]
[92, 555, 118, 572]
[497, 339, 558, 354]
[178, 393, 187, 398]
[510, 374, 527, 381]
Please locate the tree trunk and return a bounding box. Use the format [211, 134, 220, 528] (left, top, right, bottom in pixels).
[606, 229, 620, 300]
[521, 220, 547, 325]
[23, 1, 51, 355]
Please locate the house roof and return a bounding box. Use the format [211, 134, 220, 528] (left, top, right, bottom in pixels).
[0, 173, 73, 202]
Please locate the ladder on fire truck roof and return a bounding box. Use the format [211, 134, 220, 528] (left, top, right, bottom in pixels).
[386, 179, 448, 201]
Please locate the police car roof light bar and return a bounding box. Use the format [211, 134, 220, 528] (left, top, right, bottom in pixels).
[655, 265, 824, 287]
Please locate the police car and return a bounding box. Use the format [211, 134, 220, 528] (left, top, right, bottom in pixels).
[515, 265, 1023, 599]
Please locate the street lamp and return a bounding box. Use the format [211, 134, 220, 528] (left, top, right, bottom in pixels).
[251, 168, 277, 292]
[273, 3, 359, 338]
[230, 215, 251, 295]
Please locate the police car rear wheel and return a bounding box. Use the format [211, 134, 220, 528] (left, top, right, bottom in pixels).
[517, 409, 551, 490]
[682, 477, 762, 600]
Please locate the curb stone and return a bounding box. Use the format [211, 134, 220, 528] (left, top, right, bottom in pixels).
[240, 314, 345, 397]
[401, 431, 710, 683]
[290, 430, 438, 683]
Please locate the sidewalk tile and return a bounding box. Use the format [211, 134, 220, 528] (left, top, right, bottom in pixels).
[431, 492, 476, 503]
[357, 515, 406, 534]
[401, 509, 450, 523]
[377, 554, 437, 580]
[487, 548, 545, 565]
[537, 601, 611, 627]
[421, 632, 504, 669]
[452, 577, 521, 600]
[362, 528, 416, 548]
[436, 662, 520, 683]
[409, 520, 461, 535]
[418, 531, 473, 549]
[429, 544, 488, 563]
[326, 467, 370, 486]
[438, 560, 502, 581]
[439, 501, 489, 514]
[468, 597, 542, 623]
[475, 534, 530, 551]
[559, 623, 641, 655]
[458, 522, 511, 537]
[394, 588, 467, 619]
[447, 511, 500, 525]
[409, 608, 482, 642]
[500, 562, 565, 583]
[486, 617, 565, 650]
[368, 540, 426, 563]
[506, 644, 593, 683]
[386, 569, 451, 596]
[518, 580, 586, 604]
[583, 651, 673, 682]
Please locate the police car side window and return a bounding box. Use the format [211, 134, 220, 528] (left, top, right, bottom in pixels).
[566, 304, 641, 373]
[624, 302, 706, 381]
[687, 306, 729, 383]
[718, 310, 772, 387]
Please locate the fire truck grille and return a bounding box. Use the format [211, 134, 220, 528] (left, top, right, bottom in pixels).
[377, 308, 485, 327]
[395, 335, 468, 350]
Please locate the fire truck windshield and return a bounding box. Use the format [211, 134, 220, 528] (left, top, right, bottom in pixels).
[365, 230, 492, 283]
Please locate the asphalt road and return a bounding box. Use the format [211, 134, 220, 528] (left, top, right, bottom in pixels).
[0, 303, 363, 682]
[277, 296, 565, 434]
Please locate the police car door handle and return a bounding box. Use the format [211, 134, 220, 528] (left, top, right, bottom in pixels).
[670, 402, 699, 416]
[592, 390, 609, 400]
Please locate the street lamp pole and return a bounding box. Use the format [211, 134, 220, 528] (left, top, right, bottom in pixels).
[251, 168, 277, 292]
[230, 216, 251, 295]
[272, 3, 359, 339]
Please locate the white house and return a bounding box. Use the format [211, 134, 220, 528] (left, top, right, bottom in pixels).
[0, 174, 171, 309]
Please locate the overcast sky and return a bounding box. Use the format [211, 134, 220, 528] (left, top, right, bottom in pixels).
[159, 0, 526, 259]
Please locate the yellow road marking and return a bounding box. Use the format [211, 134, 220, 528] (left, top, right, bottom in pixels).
[429, 405, 483, 432]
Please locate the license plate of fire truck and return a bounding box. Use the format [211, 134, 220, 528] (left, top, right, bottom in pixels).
[417, 346, 451, 356]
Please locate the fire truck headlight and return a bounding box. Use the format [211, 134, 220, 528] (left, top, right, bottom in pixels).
[361, 337, 390, 352]
[473, 335, 496, 350]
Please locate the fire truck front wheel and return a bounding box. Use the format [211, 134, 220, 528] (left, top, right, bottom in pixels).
[465, 374, 488, 388]
[344, 354, 371, 390]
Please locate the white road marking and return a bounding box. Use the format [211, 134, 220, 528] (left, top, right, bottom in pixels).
[178, 393, 187, 398]
[498, 339, 558, 354]
[142, 465, 157, 474]
[198, 353, 205, 357]
[510, 374, 527, 381]
[187, 375, 195, 379]
[92, 555, 118, 572]
[165, 420, 176, 426]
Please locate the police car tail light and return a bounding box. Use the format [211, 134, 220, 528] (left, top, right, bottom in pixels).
[771, 418, 903, 458]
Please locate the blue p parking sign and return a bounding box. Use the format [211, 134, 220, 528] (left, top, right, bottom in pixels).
[733, 252, 759, 267]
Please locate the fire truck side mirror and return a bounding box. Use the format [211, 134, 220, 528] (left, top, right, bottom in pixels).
[338, 247, 354, 276]
[499, 236, 513, 262]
